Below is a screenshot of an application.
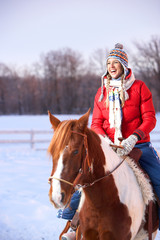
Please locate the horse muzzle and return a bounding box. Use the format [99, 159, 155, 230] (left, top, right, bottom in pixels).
[49, 185, 66, 209]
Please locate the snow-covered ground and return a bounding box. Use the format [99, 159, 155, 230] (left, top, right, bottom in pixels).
[0, 113, 160, 240]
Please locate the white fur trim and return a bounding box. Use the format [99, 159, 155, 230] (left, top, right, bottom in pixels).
[125, 156, 154, 205]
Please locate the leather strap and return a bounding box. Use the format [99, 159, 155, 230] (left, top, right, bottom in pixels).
[70, 211, 79, 231]
[148, 201, 153, 240]
[59, 220, 71, 240]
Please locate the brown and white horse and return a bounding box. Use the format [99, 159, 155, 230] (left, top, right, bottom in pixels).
[48, 109, 158, 240]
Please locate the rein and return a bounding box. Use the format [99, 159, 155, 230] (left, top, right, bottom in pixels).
[82, 155, 127, 189]
[49, 176, 74, 186]
[48, 130, 127, 190]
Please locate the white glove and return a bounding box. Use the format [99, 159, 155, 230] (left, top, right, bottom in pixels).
[117, 135, 138, 156]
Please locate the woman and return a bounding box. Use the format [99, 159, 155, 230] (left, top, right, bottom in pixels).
[91, 43, 160, 229]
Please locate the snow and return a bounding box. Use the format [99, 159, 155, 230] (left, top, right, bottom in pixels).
[0, 113, 160, 240]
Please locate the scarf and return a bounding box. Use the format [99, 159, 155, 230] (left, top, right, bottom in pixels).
[105, 72, 135, 145]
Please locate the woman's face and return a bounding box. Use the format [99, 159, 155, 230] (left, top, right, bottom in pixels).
[107, 58, 124, 79]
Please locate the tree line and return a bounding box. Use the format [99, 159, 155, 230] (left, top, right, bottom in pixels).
[0, 36, 160, 115]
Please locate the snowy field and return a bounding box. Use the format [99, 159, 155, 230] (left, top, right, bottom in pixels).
[0, 113, 160, 240]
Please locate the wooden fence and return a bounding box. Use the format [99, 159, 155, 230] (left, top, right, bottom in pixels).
[0, 130, 160, 150]
[0, 130, 53, 150]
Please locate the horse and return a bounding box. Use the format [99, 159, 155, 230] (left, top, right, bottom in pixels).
[48, 109, 158, 240]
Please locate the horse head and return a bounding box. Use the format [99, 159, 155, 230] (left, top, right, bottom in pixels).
[48, 109, 91, 208]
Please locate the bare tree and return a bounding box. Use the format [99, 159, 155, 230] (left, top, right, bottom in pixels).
[40, 48, 84, 113]
[0, 64, 21, 114]
[89, 48, 108, 75]
[132, 36, 160, 111]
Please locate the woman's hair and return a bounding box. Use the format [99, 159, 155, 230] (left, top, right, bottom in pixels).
[105, 74, 111, 108]
[120, 75, 125, 107]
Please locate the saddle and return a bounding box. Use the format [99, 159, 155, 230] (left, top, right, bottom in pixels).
[59, 148, 159, 240]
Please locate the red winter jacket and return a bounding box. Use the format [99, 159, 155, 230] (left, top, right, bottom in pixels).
[91, 75, 156, 144]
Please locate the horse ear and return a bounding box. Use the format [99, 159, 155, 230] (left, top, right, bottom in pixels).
[78, 108, 91, 132]
[48, 111, 61, 130]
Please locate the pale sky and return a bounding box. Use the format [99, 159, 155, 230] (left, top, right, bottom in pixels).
[0, 0, 160, 67]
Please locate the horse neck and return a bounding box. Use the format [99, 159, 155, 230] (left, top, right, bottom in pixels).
[80, 131, 124, 185]
[82, 134, 126, 187]
[86, 130, 106, 177]
[99, 135, 124, 173]
[81, 135, 124, 207]
[87, 132, 122, 175]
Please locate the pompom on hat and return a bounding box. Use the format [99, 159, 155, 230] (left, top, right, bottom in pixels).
[107, 43, 128, 70]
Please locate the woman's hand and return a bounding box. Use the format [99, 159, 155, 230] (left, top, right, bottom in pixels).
[117, 135, 138, 156]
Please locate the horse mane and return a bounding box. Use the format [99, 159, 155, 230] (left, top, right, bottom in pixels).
[48, 119, 77, 161]
[86, 128, 105, 168]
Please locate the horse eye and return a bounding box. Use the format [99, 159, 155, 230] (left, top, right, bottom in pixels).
[73, 150, 79, 155]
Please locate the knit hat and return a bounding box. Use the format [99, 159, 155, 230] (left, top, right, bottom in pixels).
[107, 43, 128, 70]
[99, 43, 128, 102]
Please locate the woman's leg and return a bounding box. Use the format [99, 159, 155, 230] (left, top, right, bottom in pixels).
[57, 190, 81, 220]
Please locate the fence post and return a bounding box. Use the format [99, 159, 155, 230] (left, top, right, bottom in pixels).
[30, 130, 34, 149]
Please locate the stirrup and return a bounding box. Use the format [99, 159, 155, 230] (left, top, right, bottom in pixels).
[61, 231, 76, 240]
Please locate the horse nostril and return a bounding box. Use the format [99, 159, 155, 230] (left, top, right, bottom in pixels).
[61, 192, 65, 203]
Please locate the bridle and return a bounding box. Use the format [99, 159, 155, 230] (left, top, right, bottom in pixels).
[48, 130, 127, 190]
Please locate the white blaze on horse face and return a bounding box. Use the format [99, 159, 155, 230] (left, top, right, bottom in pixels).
[51, 152, 64, 208]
